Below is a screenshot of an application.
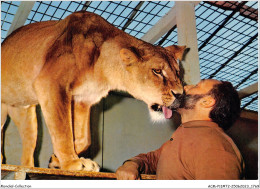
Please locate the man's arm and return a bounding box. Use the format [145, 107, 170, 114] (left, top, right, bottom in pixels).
[116, 146, 163, 180]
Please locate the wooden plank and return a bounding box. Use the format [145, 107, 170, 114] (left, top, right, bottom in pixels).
[7, 1, 35, 36]
[238, 82, 258, 99]
[141, 6, 177, 44]
[1, 164, 156, 180]
[240, 110, 258, 121]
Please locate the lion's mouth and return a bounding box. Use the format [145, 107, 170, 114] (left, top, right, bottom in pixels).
[151, 104, 173, 119]
[151, 98, 181, 119]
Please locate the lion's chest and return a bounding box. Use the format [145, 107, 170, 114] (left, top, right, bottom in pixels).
[72, 80, 109, 105]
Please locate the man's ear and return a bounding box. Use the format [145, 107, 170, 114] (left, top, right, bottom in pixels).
[120, 48, 139, 66]
[164, 45, 187, 61]
[200, 96, 216, 108]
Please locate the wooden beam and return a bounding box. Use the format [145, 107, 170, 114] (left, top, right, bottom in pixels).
[7, 1, 35, 36]
[1, 164, 156, 180]
[175, 1, 201, 85]
[238, 82, 258, 99]
[240, 110, 258, 121]
[141, 1, 200, 44]
[206, 1, 258, 21]
[141, 6, 177, 44]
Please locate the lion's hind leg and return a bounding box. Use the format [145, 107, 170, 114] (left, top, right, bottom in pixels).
[8, 105, 38, 167]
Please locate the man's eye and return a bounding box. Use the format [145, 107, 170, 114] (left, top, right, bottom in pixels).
[152, 69, 162, 75]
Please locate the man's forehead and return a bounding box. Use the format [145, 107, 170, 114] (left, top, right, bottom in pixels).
[199, 79, 221, 92]
[200, 79, 221, 85]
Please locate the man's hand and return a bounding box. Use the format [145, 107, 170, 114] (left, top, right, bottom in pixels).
[116, 161, 140, 180]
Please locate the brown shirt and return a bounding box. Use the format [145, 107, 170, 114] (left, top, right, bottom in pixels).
[129, 120, 245, 180]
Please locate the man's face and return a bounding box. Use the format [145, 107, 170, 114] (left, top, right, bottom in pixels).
[177, 79, 221, 110]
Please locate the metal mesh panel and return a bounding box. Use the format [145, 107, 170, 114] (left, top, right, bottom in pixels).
[195, 1, 258, 111]
[1, 1, 20, 42]
[24, 1, 174, 39]
[25, 1, 85, 24]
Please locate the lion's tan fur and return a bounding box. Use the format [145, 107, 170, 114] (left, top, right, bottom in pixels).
[1, 11, 185, 171]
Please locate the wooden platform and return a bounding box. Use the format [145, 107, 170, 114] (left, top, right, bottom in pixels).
[1, 164, 156, 180]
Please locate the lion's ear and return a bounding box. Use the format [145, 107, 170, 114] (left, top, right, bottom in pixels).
[120, 48, 139, 65]
[165, 45, 186, 61]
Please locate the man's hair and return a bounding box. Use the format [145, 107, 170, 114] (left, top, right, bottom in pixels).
[208, 81, 241, 130]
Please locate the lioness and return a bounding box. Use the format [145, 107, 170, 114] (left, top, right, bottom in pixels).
[1, 11, 185, 171]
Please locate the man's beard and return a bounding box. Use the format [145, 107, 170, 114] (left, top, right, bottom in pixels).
[170, 94, 207, 110]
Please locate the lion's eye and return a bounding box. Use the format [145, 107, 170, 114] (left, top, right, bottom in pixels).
[152, 69, 163, 75]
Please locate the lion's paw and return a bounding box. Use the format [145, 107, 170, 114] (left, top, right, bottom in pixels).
[48, 154, 100, 172]
[80, 157, 100, 172]
[49, 156, 84, 171]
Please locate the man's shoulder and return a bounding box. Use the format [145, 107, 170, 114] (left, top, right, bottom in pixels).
[182, 123, 234, 152]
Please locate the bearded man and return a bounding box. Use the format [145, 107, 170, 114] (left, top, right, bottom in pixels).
[116, 79, 245, 180]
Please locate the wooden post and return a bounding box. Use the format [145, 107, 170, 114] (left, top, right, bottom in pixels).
[175, 1, 201, 85]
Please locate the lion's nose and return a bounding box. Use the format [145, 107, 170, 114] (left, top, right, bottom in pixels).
[171, 90, 182, 99]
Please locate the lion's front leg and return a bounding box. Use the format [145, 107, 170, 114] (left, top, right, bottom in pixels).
[34, 77, 83, 171]
[48, 100, 100, 172]
[73, 100, 91, 155]
[73, 100, 100, 172]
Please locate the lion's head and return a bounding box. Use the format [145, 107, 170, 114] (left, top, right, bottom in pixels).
[119, 44, 186, 121]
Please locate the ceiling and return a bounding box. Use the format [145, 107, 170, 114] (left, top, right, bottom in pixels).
[1, 1, 258, 112]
